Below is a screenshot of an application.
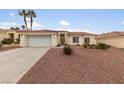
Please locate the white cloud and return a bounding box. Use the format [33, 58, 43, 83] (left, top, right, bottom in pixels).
[57, 27, 69, 31]
[60, 20, 70, 27]
[33, 21, 43, 27]
[87, 24, 90, 26]
[20, 17, 30, 21]
[56, 27, 97, 34]
[0, 22, 19, 29]
[57, 20, 97, 34]
[58, 20, 70, 31]
[9, 12, 15, 17]
[57, 28, 80, 32]
[27, 21, 45, 30]
[122, 20, 124, 24]
[26, 17, 30, 21]
[67, 28, 91, 33]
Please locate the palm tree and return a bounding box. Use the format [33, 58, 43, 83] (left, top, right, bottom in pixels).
[27, 10, 37, 30]
[21, 25, 25, 30]
[18, 9, 28, 30]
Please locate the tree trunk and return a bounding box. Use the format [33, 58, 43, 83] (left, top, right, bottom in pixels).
[30, 16, 33, 30]
[24, 17, 28, 30]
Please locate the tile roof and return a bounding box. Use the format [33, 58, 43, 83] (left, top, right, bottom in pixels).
[0, 29, 17, 32]
[18, 30, 96, 36]
[68, 32, 97, 36]
[18, 30, 57, 33]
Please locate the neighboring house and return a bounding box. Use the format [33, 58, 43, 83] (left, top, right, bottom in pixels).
[19, 30, 97, 47]
[0, 29, 19, 42]
[96, 32, 124, 48]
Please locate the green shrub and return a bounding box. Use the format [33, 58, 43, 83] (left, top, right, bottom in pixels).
[95, 43, 110, 50]
[1, 38, 13, 44]
[0, 42, 3, 48]
[63, 46, 73, 55]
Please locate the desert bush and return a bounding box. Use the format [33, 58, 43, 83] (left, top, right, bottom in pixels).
[83, 43, 89, 48]
[63, 46, 73, 55]
[95, 43, 110, 50]
[83, 44, 88, 48]
[1, 38, 13, 45]
[64, 44, 68, 46]
[76, 44, 80, 46]
[14, 38, 20, 44]
[56, 43, 61, 47]
[89, 44, 96, 49]
[0, 42, 3, 48]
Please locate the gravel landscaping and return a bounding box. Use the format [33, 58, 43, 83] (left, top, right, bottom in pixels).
[18, 47, 124, 84]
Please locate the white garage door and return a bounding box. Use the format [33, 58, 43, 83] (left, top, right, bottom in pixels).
[28, 35, 52, 47]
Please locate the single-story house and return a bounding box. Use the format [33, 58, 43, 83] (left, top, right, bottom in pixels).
[1, 29, 124, 48]
[0, 29, 19, 42]
[19, 30, 97, 47]
[96, 31, 124, 48]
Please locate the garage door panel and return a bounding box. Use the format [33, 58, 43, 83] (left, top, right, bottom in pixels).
[28, 36, 52, 47]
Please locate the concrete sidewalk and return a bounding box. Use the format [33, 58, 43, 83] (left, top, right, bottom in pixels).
[0, 48, 49, 84]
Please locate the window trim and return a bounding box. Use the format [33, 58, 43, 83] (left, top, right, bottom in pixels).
[84, 37, 90, 43]
[73, 37, 79, 43]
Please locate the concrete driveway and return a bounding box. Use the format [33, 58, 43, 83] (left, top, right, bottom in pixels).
[0, 48, 49, 84]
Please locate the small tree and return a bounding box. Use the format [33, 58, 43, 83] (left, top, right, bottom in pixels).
[15, 27, 20, 30]
[21, 25, 25, 30]
[10, 27, 15, 30]
[10, 27, 20, 30]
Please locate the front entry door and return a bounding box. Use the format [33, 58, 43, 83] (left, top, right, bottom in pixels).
[9, 33, 14, 40]
[60, 34, 65, 45]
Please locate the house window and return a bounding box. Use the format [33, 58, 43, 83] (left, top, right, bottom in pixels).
[73, 37, 79, 43]
[84, 37, 90, 45]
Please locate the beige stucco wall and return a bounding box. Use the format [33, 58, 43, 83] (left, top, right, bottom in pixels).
[84, 35, 96, 45]
[67, 36, 71, 45]
[97, 36, 124, 48]
[69, 35, 83, 45]
[0, 32, 7, 41]
[68, 35, 96, 45]
[52, 34, 57, 46]
[0, 30, 19, 42]
[7, 31, 19, 40]
[20, 34, 28, 47]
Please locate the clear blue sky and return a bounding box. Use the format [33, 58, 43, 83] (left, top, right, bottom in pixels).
[0, 9, 124, 33]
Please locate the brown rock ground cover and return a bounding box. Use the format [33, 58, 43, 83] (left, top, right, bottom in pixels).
[18, 47, 124, 84]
